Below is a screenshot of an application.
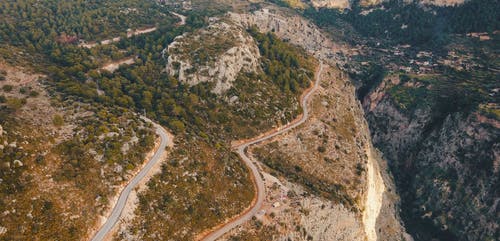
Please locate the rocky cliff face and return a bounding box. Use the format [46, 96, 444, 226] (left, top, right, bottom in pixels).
[229, 8, 347, 64]
[229, 8, 408, 240]
[363, 76, 500, 240]
[310, 0, 351, 9]
[165, 20, 260, 94]
[221, 62, 407, 241]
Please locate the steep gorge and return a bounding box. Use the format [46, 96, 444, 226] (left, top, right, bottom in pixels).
[363, 75, 499, 240]
[227, 7, 408, 240]
[363, 145, 386, 241]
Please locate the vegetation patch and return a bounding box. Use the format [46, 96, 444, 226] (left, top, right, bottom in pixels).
[0, 1, 320, 239]
[305, 0, 499, 46]
[111, 20, 316, 240]
[0, 90, 155, 240]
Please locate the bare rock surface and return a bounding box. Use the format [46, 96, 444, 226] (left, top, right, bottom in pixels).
[220, 170, 366, 241]
[229, 7, 347, 65]
[310, 0, 351, 9]
[418, 0, 466, 6]
[165, 20, 260, 94]
[221, 64, 408, 240]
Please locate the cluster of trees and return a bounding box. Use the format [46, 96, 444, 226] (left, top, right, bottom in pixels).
[441, 0, 499, 34]
[0, 0, 319, 139]
[56, 107, 155, 181]
[55, 26, 316, 139]
[249, 27, 315, 93]
[352, 64, 385, 100]
[305, 0, 499, 46]
[0, 0, 180, 82]
[384, 66, 492, 120]
[0, 0, 174, 46]
[0, 0, 186, 108]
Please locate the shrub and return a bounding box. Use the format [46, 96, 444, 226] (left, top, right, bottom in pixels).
[168, 119, 185, 133]
[29, 90, 39, 97]
[2, 85, 13, 92]
[0, 70, 6, 81]
[6, 97, 25, 109]
[317, 146, 326, 153]
[19, 87, 27, 94]
[52, 114, 64, 127]
[356, 163, 364, 176]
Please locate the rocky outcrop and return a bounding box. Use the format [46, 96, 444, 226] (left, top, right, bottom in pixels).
[364, 76, 500, 241]
[230, 7, 408, 240]
[165, 20, 260, 94]
[229, 8, 346, 65]
[308, 0, 386, 9]
[418, 0, 466, 6]
[310, 0, 351, 9]
[220, 170, 367, 241]
[298, 197, 366, 240]
[225, 63, 409, 241]
[358, 0, 387, 6]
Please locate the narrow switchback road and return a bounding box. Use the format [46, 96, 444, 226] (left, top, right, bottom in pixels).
[79, 27, 157, 49]
[201, 62, 324, 241]
[91, 117, 171, 241]
[171, 11, 187, 26]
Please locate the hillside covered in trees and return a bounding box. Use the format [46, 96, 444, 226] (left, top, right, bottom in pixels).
[0, 0, 321, 239]
[305, 0, 499, 46]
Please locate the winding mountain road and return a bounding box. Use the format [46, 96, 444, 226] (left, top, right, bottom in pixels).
[80, 11, 186, 49]
[171, 11, 187, 26]
[201, 62, 324, 241]
[91, 117, 171, 241]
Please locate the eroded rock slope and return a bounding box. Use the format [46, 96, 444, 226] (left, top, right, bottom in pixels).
[165, 20, 260, 94]
[364, 74, 499, 240]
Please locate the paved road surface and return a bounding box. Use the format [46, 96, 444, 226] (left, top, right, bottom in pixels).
[91, 117, 170, 241]
[201, 62, 324, 241]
